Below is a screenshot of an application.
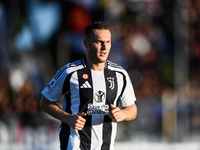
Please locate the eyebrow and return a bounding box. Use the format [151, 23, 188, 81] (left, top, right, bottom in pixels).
[96, 39, 111, 42]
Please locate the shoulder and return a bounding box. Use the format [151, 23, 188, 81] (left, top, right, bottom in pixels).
[68, 59, 85, 67]
[106, 60, 130, 77]
[106, 60, 125, 72]
[54, 59, 85, 80]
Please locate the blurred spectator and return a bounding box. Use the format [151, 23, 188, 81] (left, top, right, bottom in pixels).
[0, 76, 13, 116]
[14, 78, 40, 127]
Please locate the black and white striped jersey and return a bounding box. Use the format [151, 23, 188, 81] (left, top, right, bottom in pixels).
[42, 58, 136, 150]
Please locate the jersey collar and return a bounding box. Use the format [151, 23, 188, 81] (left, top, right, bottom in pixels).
[82, 58, 108, 69]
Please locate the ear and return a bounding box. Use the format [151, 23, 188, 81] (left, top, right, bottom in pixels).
[83, 39, 88, 48]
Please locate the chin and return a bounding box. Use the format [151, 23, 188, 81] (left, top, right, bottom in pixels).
[98, 56, 108, 62]
[98, 59, 107, 63]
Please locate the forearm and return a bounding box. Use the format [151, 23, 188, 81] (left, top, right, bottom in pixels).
[39, 96, 70, 122]
[39, 96, 86, 130]
[122, 103, 137, 121]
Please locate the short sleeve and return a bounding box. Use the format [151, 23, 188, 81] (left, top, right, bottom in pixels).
[41, 65, 68, 102]
[120, 72, 136, 107]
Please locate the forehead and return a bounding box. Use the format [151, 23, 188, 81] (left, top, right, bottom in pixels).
[92, 29, 111, 40]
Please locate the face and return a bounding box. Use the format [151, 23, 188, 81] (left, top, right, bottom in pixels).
[84, 29, 111, 64]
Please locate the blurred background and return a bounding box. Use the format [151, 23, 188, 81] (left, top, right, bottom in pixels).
[0, 0, 200, 149]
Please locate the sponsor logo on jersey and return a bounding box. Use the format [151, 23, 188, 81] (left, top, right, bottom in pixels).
[80, 81, 92, 88]
[94, 90, 105, 103]
[107, 77, 115, 90]
[82, 74, 89, 79]
[87, 103, 109, 115]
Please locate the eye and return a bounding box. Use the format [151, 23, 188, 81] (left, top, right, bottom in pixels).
[106, 41, 110, 44]
[95, 41, 101, 44]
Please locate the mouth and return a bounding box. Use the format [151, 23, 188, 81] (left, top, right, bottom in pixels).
[100, 52, 106, 56]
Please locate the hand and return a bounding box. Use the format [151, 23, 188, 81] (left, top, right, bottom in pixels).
[109, 104, 126, 122]
[66, 112, 87, 130]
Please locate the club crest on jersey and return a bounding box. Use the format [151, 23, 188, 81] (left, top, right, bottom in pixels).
[82, 74, 89, 79]
[94, 90, 105, 103]
[107, 77, 115, 90]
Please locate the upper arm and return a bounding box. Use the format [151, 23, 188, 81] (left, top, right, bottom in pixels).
[39, 96, 50, 109]
[39, 96, 59, 110]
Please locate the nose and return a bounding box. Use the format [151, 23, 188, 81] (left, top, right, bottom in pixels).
[101, 42, 106, 50]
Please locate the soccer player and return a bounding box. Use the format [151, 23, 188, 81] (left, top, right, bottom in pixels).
[39, 22, 137, 150]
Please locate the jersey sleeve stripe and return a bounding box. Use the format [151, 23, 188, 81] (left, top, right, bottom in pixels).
[81, 58, 87, 68]
[117, 71, 127, 98]
[107, 61, 123, 70]
[54, 65, 68, 80]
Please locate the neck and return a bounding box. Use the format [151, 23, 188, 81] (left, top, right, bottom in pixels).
[86, 58, 106, 71]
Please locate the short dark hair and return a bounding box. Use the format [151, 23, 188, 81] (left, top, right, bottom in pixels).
[85, 22, 110, 39]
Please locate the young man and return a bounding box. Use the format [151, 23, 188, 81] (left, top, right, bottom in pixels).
[39, 22, 137, 150]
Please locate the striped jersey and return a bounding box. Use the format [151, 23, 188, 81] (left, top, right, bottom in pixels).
[42, 58, 136, 150]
